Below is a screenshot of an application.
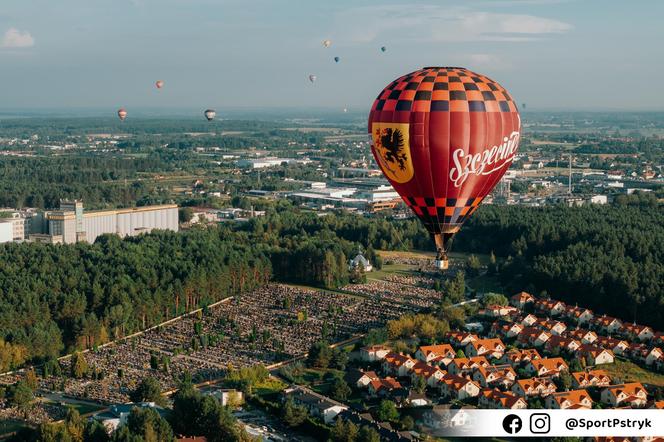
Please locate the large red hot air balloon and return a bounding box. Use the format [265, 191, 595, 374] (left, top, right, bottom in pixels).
[155, 80, 164, 89]
[368, 66, 520, 270]
[117, 108, 127, 121]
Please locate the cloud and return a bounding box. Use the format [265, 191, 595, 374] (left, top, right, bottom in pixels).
[1, 28, 35, 48]
[463, 53, 512, 70]
[334, 4, 572, 44]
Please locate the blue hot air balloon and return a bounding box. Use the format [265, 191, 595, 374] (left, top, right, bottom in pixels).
[380, 46, 387, 52]
[334, 56, 340, 63]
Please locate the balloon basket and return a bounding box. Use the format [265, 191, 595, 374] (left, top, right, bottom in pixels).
[434, 259, 449, 271]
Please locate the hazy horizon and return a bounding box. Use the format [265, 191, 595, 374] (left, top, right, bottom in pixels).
[0, 0, 662, 111]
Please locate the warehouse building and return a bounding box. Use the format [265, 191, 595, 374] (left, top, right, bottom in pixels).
[29, 200, 178, 244]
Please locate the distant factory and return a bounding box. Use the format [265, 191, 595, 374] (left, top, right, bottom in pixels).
[287, 182, 402, 212]
[0, 200, 178, 245]
[236, 157, 312, 169]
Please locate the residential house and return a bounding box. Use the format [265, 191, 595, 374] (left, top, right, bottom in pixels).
[337, 410, 414, 441]
[571, 370, 611, 389]
[284, 386, 348, 424]
[536, 318, 567, 336]
[577, 345, 615, 365]
[568, 329, 598, 345]
[511, 377, 557, 397]
[479, 304, 518, 318]
[520, 314, 539, 327]
[465, 338, 505, 359]
[594, 315, 623, 334]
[368, 377, 402, 398]
[382, 353, 417, 377]
[472, 364, 517, 389]
[525, 357, 569, 377]
[446, 331, 478, 348]
[439, 374, 481, 400]
[595, 336, 629, 356]
[545, 390, 593, 409]
[415, 344, 455, 365]
[345, 369, 380, 389]
[510, 291, 534, 309]
[410, 362, 446, 387]
[517, 327, 551, 347]
[534, 299, 566, 316]
[601, 383, 648, 407]
[621, 323, 654, 342]
[447, 357, 490, 376]
[490, 321, 523, 339]
[419, 405, 471, 431]
[404, 391, 430, 407]
[649, 401, 664, 409]
[564, 306, 594, 325]
[479, 389, 527, 409]
[628, 345, 662, 366]
[498, 349, 541, 367]
[652, 332, 664, 347]
[360, 345, 390, 362]
[545, 336, 581, 354]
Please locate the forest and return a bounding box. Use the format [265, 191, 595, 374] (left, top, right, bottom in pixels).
[454, 192, 664, 329]
[227, 196, 664, 331]
[0, 192, 662, 373]
[0, 228, 271, 371]
[0, 154, 180, 209]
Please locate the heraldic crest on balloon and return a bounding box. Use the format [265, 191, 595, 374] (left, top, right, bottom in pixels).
[371, 122, 414, 184]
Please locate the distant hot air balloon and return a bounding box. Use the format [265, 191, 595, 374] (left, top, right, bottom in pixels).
[117, 108, 127, 121]
[308, 74, 317, 83]
[380, 46, 387, 52]
[522, 102, 527, 110]
[155, 80, 164, 89]
[334, 56, 340, 63]
[204, 109, 216, 121]
[343, 108, 348, 113]
[323, 39, 331, 48]
[368, 66, 520, 270]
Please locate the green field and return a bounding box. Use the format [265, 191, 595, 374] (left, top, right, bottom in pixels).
[367, 263, 414, 281]
[603, 358, 664, 387]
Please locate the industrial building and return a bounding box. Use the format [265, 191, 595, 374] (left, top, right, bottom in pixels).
[288, 183, 401, 212]
[28, 200, 178, 244]
[236, 157, 312, 169]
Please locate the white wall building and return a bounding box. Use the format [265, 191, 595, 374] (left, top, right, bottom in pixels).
[0, 221, 13, 243]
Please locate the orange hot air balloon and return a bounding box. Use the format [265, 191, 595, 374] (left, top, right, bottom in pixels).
[368, 67, 520, 270]
[117, 108, 128, 121]
[156, 80, 164, 89]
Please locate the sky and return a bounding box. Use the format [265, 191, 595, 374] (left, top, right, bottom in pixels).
[0, 0, 662, 113]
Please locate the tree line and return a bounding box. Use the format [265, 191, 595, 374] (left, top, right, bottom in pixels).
[0, 228, 271, 371]
[453, 194, 664, 329]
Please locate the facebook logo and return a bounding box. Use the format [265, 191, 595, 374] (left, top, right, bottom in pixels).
[502, 414, 522, 434]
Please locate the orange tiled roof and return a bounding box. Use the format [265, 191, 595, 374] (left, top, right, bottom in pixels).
[578, 344, 613, 358]
[481, 388, 524, 408]
[531, 357, 568, 372]
[549, 389, 592, 407]
[511, 291, 534, 302]
[572, 370, 611, 386]
[418, 344, 454, 357]
[605, 382, 647, 398]
[450, 356, 489, 370]
[469, 338, 505, 352]
[516, 377, 556, 392]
